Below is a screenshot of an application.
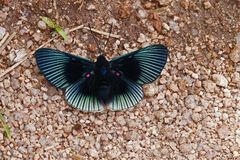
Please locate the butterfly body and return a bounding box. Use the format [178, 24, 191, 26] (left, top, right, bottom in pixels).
[92, 55, 112, 105]
[35, 45, 168, 112]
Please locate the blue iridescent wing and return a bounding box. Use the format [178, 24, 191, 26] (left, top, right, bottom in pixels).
[110, 45, 168, 85]
[65, 76, 104, 112]
[109, 77, 143, 111]
[35, 48, 94, 89]
[108, 44, 168, 110]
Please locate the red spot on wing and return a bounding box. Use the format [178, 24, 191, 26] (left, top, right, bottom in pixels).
[86, 73, 91, 78]
[115, 72, 121, 77]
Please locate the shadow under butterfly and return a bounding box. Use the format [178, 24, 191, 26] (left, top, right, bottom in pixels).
[35, 41, 168, 112]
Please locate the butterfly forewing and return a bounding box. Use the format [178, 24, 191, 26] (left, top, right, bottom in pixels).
[110, 45, 168, 85]
[35, 48, 94, 88]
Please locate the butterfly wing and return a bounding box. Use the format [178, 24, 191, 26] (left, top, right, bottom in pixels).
[109, 77, 143, 111]
[35, 48, 94, 89]
[108, 45, 168, 110]
[65, 75, 104, 112]
[110, 44, 168, 85]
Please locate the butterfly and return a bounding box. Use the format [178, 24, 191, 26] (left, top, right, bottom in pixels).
[35, 44, 168, 112]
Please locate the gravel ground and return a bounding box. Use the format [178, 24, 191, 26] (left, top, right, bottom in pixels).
[0, 0, 240, 159]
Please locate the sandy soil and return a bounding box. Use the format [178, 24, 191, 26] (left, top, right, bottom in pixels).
[0, 0, 240, 159]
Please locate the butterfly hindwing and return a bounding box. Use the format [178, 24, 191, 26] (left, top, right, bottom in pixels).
[109, 76, 143, 111]
[65, 75, 104, 112]
[35, 48, 94, 88]
[110, 45, 168, 85]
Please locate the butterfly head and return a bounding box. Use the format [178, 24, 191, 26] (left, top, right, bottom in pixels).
[96, 55, 108, 64]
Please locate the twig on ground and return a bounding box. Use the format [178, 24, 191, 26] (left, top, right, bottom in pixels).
[0, 32, 9, 48]
[53, 0, 59, 19]
[75, 0, 84, 11]
[83, 26, 121, 39]
[0, 25, 121, 81]
[0, 57, 27, 81]
[0, 32, 16, 54]
[69, 25, 84, 32]
[69, 25, 120, 38]
[44, 145, 55, 151]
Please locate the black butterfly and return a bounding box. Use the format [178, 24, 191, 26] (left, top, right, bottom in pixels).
[35, 45, 168, 112]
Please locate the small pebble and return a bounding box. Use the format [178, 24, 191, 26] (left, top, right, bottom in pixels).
[180, 0, 190, 9]
[14, 111, 25, 121]
[115, 116, 126, 126]
[169, 21, 180, 33]
[144, 84, 158, 97]
[191, 113, 202, 122]
[203, 80, 216, 92]
[24, 69, 31, 78]
[162, 23, 170, 31]
[233, 151, 239, 157]
[169, 83, 179, 92]
[212, 74, 228, 87]
[161, 148, 169, 155]
[0, 11, 7, 22]
[87, 4, 96, 10]
[64, 36, 73, 45]
[108, 18, 117, 26]
[11, 78, 20, 90]
[108, 147, 121, 159]
[204, 1, 212, 9]
[33, 32, 42, 41]
[26, 40, 33, 48]
[25, 123, 36, 132]
[43, 93, 48, 100]
[88, 149, 98, 158]
[0, 26, 6, 40]
[51, 95, 61, 101]
[19, 27, 30, 35]
[137, 33, 147, 43]
[3, 79, 10, 88]
[179, 143, 193, 153]
[230, 43, 240, 63]
[138, 9, 148, 18]
[154, 110, 166, 120]
[95, 120, 103, 125]
[47, 125, 53, 132]
[0, 133, 3, 141]
[9, 50, 16, 62]
[185, 95, 197, 109]
[217, 125, 230, 139]
[144, 2, 152, 9]
[192, 28, 198, 36]
[236, 33, 240, 45]
[158, 0, 172, 5]
[232, 72, 240, 83]
[63, 125, 72, 133]
[191, 72, 198, 79]
[185, 46, 191, 53]
[18, 146, 27, 154]
[37, 20, 47, 30]
[47, 86, 58, 96]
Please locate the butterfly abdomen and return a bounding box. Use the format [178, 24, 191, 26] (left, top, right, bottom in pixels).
[97, 85, 112, 105]
[95, 74, 113, 105]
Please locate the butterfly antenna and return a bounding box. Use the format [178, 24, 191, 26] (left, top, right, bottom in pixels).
[104, 23, 113, 51]
[88, 24, 103, 55]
